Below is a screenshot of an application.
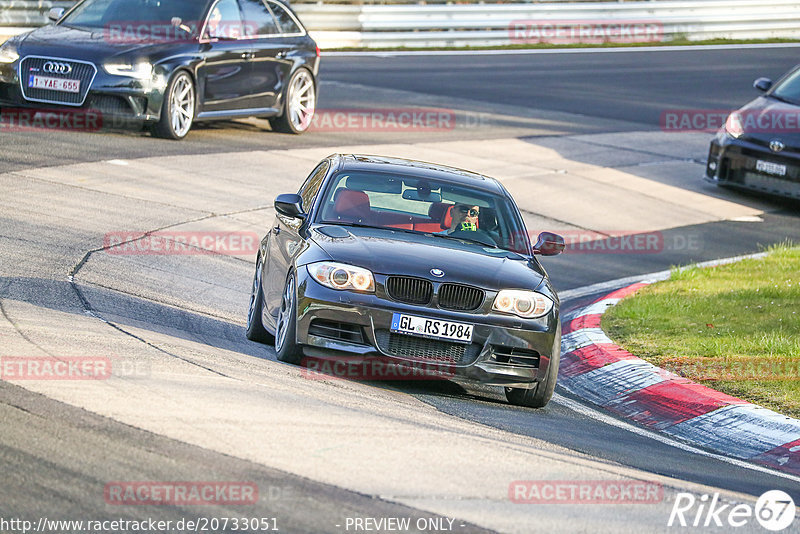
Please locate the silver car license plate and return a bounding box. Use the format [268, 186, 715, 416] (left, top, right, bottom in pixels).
[390, 313, 473, 344]
[756, 160, 787, 177]
[29, 75, 80, 93]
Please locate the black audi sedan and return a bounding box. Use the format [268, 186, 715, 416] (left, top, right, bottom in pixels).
[246, 155, 566, 408]
[0, 0, 318, 139]
[705, 66, 800, 199]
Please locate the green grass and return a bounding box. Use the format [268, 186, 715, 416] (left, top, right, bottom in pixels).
[327, 37, 800, 52]
[602, 244, 800, 418]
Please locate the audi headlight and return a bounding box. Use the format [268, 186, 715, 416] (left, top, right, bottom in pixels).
[493, 290, 553, 319]
[0, 41, 19, 64]
[725, 112, 744, 139]
[307, 262, 375, 292]
[104, 61, 153, 79]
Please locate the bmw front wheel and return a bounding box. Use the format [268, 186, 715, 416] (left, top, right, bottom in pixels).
[246, 254, 274, 344]
[505, 325, 561, 408]
[274, 273, 303, 364]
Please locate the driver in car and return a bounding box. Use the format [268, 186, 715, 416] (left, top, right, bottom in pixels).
[206, 6, 222, 36]
[206, 3, 241, 39]
[446, 203, 480, 233]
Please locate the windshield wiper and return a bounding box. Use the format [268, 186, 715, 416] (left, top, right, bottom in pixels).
[423, 231, 499, 249]
[327, 221, 383, 230]
[767, 93, 800, 106]
[327, 222, 501, 249]
[328, 222, 423, 236]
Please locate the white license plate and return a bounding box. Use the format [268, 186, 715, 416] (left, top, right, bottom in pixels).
[756, 160, 786, 177]
[391, 313, 473, 344]
[28, 75, 80, 93]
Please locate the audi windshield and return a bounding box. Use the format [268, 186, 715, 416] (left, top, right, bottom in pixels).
[60, 0, 209, 35]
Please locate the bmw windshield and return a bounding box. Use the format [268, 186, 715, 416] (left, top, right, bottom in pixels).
[317, 171, 531, 255]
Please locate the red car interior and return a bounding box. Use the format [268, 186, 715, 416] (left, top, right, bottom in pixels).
[330, 190, 463, 233]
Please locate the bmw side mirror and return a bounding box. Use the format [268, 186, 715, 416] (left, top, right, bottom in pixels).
[275, 193, 306, 219]
[47, 7, 65, 22]
[753, 77, 773, 92]
[533, 232, 565, 256]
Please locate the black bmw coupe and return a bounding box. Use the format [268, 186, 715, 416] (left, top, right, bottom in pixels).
[246, 155, 566, 408]
[0, 0, 318, 139]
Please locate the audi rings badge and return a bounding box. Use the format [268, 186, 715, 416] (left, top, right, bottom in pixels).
[42, 61, 72, 75]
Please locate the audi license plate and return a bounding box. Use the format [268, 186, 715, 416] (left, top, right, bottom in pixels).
[28, 75, 80, 93]
[756, 160, 786, 177]
[391, 313, 473, 344]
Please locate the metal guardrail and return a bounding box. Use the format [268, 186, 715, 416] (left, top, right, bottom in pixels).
[0, 0, 661, 27]
[2, 0, 800, 48]
[292, 0, 800, 47]
[0, 0, 74, 26]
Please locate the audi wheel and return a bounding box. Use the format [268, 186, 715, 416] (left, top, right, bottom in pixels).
[152, 71, 195, 140]
[270, 68, 316, 135]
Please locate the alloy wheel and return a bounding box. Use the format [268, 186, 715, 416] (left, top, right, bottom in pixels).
[247, 257, 263, 329]
[170, 74, 194, 138]
[275, 276, 295, 352]
[287, 70, 315, 132]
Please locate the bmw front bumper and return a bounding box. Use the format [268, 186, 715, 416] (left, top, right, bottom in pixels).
[294, 268, 561, 389]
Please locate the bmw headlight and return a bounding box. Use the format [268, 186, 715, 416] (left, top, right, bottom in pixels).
[493, 290, 553, 318]
[725, 112, 744, 139]
[104, 61, 153, 79]
[0, 41, 19, 64]
[307, 262, 375, 292]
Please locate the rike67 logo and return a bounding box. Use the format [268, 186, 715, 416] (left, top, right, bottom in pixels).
[668, 490, 796, 531]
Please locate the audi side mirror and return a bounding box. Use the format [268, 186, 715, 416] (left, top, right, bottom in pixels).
[47, 7, 65, 22]
[274, 193, 306, 219]
[533, 232, 565, 256]
[753, 77, 773, 92]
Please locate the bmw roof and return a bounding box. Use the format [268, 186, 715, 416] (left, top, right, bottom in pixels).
[328, 154, 506, 195]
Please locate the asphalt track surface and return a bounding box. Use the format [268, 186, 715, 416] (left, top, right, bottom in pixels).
[3, 45, 800, 173]
[322, 46, 800, 127]
[2, 45, 800, 532]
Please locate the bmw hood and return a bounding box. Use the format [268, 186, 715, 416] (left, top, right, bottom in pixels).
[310, 225, 545, 291]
